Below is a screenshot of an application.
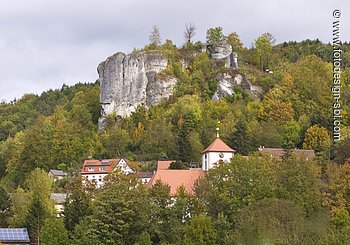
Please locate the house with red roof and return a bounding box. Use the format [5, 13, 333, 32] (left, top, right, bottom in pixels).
[81, 158, 134, 188]
[258, 146, 315, 160]
[156, 160, 174, 170]
[148, 161, 205, 195]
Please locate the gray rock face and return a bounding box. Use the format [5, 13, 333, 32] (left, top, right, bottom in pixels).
[230, 52, 238, 69]
[210, 43, 232, 60]
[212, 72, 262, 100]
[207, 42, 237, 68]
[98, 51, 177, 128]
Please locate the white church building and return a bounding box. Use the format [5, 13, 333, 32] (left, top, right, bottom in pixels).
[149, 128, 235, 196]
[202, 128, 235, 171]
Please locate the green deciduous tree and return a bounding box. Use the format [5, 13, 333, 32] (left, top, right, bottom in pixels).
[64, 177, 94, 233]
[303, 125, 331, 159]
[148, 180, 176, 243]
[276, 157, 321, 213]
[99, 126, 130, 158]
[0, 186, 11, 226]
[135, 231, 152, 245]
[234, 198, 313, 245]
[7, 187, 31, 227]
[140, 114, 176, 160]
[0, 186, 11, 213]
[41, 218, 70, 245]
[24, 168, 54, 244]
[198, 155, 277, 222]
[250, 121, 283, 148]
[87, 178, 149, 245]
[213, 212, 233, 245]
[282, 120, 302, 149]
[25, 168, 53, 199]
[323, 163, 350, 212]
[71, 217, 97, 245]
[258, 86, 294, 125]
[288, 56, 332, 124]
[206, 27, 226, 45]
[18, 116, 55, 175]
[255, 33, 274, 71]
[335, 138, 350, 163]
[183, 214, 218, 245]
[227, 32, 243, 52]
[322, 208, 350, 244]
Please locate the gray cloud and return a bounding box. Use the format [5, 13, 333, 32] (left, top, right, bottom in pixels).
[0, 0, 349, 101]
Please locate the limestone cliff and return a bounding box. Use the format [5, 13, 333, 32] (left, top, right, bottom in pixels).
[98, 42, 256, 129]
[98, 51, 177, 128]
[212, 72, 262, 100]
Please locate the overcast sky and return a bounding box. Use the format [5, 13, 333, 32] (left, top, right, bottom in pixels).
[0, 0, 349, 102]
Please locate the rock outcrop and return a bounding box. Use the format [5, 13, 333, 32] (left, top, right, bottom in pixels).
[98, 42, 258, 129]
[207, 42, 238, 68]
[98, 51, 177, 128]
[212, 72, 262, 100]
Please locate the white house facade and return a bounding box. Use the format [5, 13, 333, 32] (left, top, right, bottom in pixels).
[81, 158, 134, 188]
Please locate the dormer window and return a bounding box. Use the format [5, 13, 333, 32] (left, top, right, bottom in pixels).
[88, 167, 94, 172]
[99, 167, 106, 171]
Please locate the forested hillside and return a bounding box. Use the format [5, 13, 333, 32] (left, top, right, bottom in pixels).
[1, 27, 350, 244]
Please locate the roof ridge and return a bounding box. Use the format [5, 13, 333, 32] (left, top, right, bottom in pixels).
[202, 138, 235, 153]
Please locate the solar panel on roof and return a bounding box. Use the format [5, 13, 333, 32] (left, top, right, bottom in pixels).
[0, 228, 30, 242]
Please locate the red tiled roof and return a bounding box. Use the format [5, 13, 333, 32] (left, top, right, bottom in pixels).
[149, 169, 206, 195]
[259, 148, 316, 160]
[202, 138, 235, 153]
[293, 149, 316, 159]
[157, 160, 174, 170]
[259, 148, 286, 156]
[81, 159, 125, 174]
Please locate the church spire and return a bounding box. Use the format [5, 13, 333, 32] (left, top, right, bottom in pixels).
[216, 120, 221, 138]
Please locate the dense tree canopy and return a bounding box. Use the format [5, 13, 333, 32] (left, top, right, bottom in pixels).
[0, 28, 350, 244]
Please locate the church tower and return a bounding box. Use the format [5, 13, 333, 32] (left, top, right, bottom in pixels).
[202, 128, 235, 171]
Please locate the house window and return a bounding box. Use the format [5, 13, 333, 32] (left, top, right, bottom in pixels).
[99, 167, 106, 171]
[88, 167, 94, 172]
